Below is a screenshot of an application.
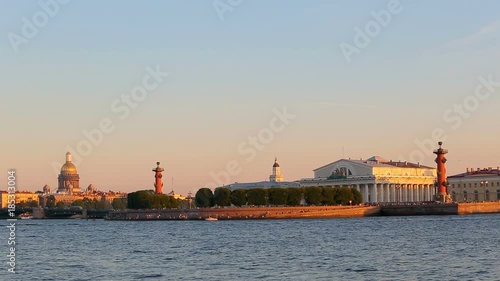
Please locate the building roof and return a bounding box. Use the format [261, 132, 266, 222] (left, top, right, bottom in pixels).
[225, 181, 300, 190]
[313, 156, 434, 171]
[448, 168, 500, 179]
[61, 162, 78, 174]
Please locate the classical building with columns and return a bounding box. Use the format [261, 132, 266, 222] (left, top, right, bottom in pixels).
[300, 156, 437, 203]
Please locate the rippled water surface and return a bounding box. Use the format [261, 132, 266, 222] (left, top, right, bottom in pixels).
[1, 214, 500, 281]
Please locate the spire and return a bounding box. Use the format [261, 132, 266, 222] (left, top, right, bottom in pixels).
[66, 152, 72, 163]
[273, 157, 280, 168]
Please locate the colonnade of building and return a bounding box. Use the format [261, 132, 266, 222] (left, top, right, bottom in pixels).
[352, 183, 435, 203]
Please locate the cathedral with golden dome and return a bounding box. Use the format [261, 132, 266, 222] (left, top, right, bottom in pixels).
[57, 152, 81, 194]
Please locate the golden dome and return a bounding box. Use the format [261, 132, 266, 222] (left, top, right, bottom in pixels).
[61, 162, 78, 174]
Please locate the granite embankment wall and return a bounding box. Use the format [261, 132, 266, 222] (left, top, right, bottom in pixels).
[107, 206, 380, 220]
[457, 202, 500, 214]
[106, 202, 500, 220]
[380, 204, 458, 216]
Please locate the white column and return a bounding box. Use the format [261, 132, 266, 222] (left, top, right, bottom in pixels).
[414, 185, 419, 202]
[404, 185, 409, 202]
[390, 184, 396, 202]
[379, 184, 384, 203]
[362, 185, 368, 203]
[372, 184, 378, 203]
[355, 184, 360, 193]
[409, 185, 413, 202]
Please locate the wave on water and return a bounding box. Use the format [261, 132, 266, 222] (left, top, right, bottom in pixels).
[345, 268, 378, 273]
[134, 273, 164, 279]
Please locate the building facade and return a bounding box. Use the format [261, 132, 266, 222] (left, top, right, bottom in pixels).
[269, 158, 284, 182]
[448, 167, 500, 202]
[0, 191, 40, 208]
[301, 156, 437, 203]
[224, 158, 300, 190]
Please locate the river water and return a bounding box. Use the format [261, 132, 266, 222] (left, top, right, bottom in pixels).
[1, 214, 499, 281]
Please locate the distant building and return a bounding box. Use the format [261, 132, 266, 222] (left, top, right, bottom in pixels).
[224, 158, 300, 190]
[167, 190, 186, 200]
[57, 152, 80, 194]
[300, 156, 437, 203]
[269, 157, 284, 182]
[39, 181, 127, 205]
[448, 167, 500, 202]
[0, 191, 39, 208]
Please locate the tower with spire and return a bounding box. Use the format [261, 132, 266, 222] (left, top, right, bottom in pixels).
[269, 157, 284, 182]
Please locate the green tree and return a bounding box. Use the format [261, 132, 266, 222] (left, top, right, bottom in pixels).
[214, 187, 232, 207]
[305, 187, 323, 205]
[195, 188, 214, 208]
[321, 187, 335, 205]
[247, 188, 268, 206]
[95, 199, 110, 210]
[169, 197, 179, 209]
[16, 201, 30, 208]
[127, 190, 153, 209]
[286, 188, 303, 206]
[72, 200, 85, 207]
[45, 195, 56, 208]
[112, 198, 127, 210]
[268, 188, 287, 206]
[231, 189, 247, 206]
[334, 187, 353, 205]
[55, 201, 66, 208]
[351, 188, 362, 205]
[177, 198, 190, 209]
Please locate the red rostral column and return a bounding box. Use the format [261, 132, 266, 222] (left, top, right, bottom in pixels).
[152, 162, 165, 194]
[433, 142, 448, 202]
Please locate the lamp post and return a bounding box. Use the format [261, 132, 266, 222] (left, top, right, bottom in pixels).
[481, 181, 488, 201]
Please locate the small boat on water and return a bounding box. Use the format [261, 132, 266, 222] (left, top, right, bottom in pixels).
[205, 217, 218, 221]
[20, 214, 33, 220]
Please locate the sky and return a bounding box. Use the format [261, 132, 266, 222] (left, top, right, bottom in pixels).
[1, 0, 500, 195]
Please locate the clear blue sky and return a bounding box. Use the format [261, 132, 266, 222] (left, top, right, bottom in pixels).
[1, 0, 499, 194]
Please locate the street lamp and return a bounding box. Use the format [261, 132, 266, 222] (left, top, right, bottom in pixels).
[481, 181, 488, 201]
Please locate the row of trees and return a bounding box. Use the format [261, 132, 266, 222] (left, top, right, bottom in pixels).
[40, 195, 126, 210]
[127, 190, 179, 209]
[195, 187, 362, 208]
[16, 200, 39, 208]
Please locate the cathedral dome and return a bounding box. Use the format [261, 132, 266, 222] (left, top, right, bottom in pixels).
[61, 162, 78, 174]
[60, 152, 78, 174]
